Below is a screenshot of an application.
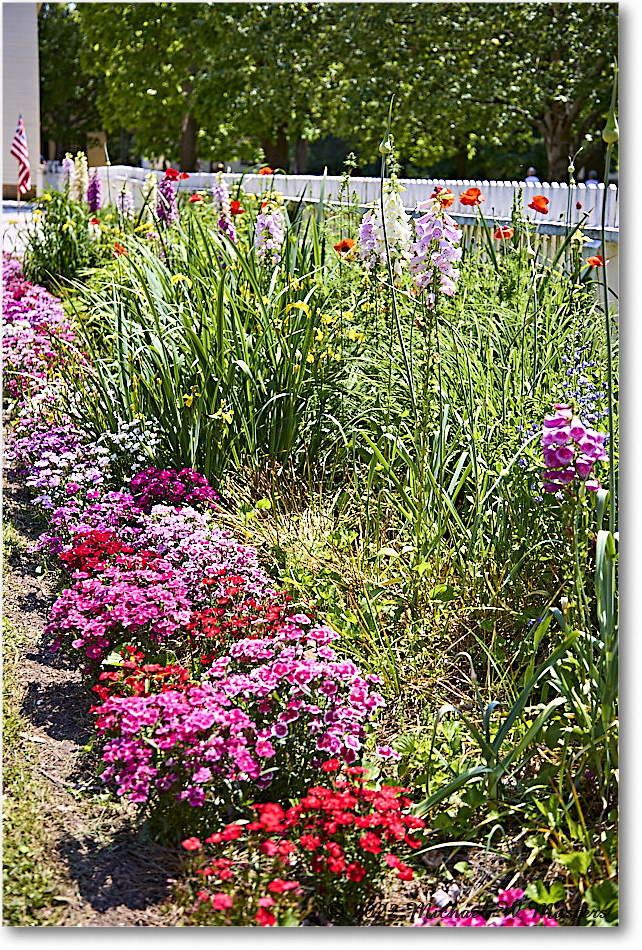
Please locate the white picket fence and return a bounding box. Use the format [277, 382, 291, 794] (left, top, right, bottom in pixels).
[44, 165, 619, 234]
[42, 165, 619, 308]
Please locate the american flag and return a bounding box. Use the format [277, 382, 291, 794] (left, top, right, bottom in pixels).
[10, 114, 31, 195]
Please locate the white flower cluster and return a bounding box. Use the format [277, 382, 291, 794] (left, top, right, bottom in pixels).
[69, 151, 89, 203]
[96, 418, 162, 473]
[142, 172, 159, 222]
[358, 178, 412, 278]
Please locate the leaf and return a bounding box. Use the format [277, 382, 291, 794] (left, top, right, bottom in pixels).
[524, 880, 566, 906]
[428, 583, 458, 603]
[392, 733, 417, 756]
[553, 848, 594, 879]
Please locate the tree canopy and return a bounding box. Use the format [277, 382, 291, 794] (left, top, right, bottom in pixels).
[65, 1, 617, 179]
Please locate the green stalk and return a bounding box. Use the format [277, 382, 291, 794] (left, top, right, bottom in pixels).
[601, 62, 618, 534]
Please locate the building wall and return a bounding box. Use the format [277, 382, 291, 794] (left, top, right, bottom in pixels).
[3, 3, 40, 193]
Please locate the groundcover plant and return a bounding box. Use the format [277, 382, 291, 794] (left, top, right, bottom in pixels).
[2, 153, 617, 925]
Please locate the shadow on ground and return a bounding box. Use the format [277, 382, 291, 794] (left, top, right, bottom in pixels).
[57, 827, 180, 917]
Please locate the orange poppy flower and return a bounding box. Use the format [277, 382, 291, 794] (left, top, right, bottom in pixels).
[230, 200, 245, 215]
[586, 255, 603, 268]
[188, 193, 203, 203]
[259, 166, 274, 176]
[459, 187, 484, 207]
[528, 195, 549, 214]
[494, 226, 514, 240]
[431, 186, 455, 209]
[113, 242, 127, 256]
[334, 238, 356, 255]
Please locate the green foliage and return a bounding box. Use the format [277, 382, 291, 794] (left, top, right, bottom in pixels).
[39, 3, 103, 148]
[22, 190, 96, 291]
[70, 2, 618, 177]
[2, 620, 61, 926]
[61, 204, 352, 481]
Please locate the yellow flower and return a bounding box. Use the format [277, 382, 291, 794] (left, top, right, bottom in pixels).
[347, 327, 364, 343]
[61, 221, 74, 231]
[306, 352, 315, 364]
[183, 388, 201, 407]
[33, 209, 42, 218]
[8, 218, 17, 225]
[105, 214, 113, 220]
[342, 310, 355, 320]
[41, 192, 53, 201]
[286, 300, 311, 318]
[171, 274, 193, 289]
[262, 295, 270, 306]
[214, 400, 233, 424]
[315, 328, 324, 343]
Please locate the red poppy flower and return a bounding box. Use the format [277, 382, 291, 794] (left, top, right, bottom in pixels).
[586, 255, 603, 268]
[113, 242, 127, 256]
[189, 193, 203, 203]
[259, 166, 274, 175]
[459, 187, 484, 207]
[89, 217, 100, 226]
[230, 200, 245, 215]
[431, 186, 455, 209]
[165, 168, 180, 181]
[494, 226, 514, 240]
[528, 195, 549, 214]
[576, 202, 582, 210]
[333, 238, 356, 255]
[179, 172, 190, 180]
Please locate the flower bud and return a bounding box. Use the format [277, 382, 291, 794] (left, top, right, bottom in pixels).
[379, 138, 393, 156]
[602, 114, 618, 145]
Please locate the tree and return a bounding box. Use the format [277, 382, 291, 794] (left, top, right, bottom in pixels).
[333, 2, 617, 180]
[73, 2, 617, 180]
[76, 3, 208, 170]
[39, 3, 103, 155]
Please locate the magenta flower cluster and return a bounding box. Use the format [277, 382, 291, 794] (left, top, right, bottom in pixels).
[45, 553, 192, 662]
[413, 887, 559, 927]
[2, 255, 80, 398]
[157, 176, 179, 225]
[409, 198, 463, 305]
[94, 620, 386, 804]
[130, 467, 221, 513]
[5, 267, 393, 825]
[541, 402, 608, 494]
[87, 171, 102, 213]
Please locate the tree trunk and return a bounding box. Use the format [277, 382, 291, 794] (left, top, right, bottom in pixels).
[540, 108, 574, 182]
[180, 112, 198, 172]
[455, 136, 469, 178]
[261, 126, 289, 171]
[294, 137, 308, 175]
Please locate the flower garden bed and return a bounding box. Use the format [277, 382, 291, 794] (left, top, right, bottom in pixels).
[2, 158, 618, 926]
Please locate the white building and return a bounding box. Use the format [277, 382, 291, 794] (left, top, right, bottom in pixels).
[3, 2, 40, 198]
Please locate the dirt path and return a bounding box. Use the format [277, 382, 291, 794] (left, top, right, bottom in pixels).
[2, 480, 183, 926]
